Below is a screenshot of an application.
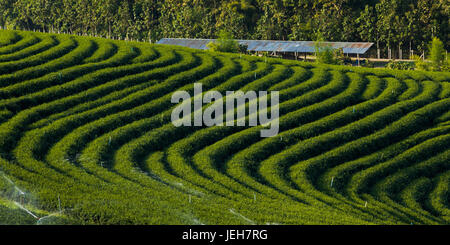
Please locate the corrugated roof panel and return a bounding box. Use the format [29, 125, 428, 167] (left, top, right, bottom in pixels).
[156, 38, 373, 54]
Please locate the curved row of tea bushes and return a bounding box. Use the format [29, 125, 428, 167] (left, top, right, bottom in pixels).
[429, 170, 450, 217]
[224, 73, 398, 222]
[400, 177, 434, 214]
[37, 54, 275, 224]
[0, 35, 76, 75]
[347, 134, 450, 224]
[80, 58, 261, 190]
[164, 64, 294, 198]
[0, 49, 189, 154]
[319, 125, 450, 215]
[112, 57, 244, 187]
[0, 31, 21, 48]
[0, 34, 56, 63]
[371, 137, 450, 223]
[106, 61, 371, 224]
[216, 72, 354, 202]
[0, 32, 31, 55]
[347, 100, 449, 193]
[0, 38, 129, 91]
[228, 75, 389, 202]
[82, 41, 117, 64]
[189, 68, 336, 201]
[18, 53, 219, 194]
[0, 43, 157, 111]
[288, 82, 442, 209]
[0, 38, 97, 98]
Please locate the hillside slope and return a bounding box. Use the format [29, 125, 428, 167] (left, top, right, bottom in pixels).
[0, 30, 449, 224]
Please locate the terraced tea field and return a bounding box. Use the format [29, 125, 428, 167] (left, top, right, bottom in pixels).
[0, 30, 449, 225]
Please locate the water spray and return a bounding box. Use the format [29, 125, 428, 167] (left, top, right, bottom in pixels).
[58, 194, 62, 214]
[229, 208, 256, 225]
[1, 171, 41, 222]
[14, 201, 39, 220]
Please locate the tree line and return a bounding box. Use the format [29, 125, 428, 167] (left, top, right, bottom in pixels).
[0, 0, 448, 54]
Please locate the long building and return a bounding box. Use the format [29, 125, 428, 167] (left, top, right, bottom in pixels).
[156, 38, 374, 62]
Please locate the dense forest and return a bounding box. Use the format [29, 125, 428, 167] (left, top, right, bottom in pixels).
[0, 0, 448, 53]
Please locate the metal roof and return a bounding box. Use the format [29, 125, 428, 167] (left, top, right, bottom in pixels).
[156, 38, 374, 54]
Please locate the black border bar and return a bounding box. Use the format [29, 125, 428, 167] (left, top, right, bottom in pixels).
[0, 225, 448, 244]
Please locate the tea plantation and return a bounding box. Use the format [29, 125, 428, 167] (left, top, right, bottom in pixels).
[0, 30, 449, 224]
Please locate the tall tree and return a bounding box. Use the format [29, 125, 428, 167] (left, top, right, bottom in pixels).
[1, 0, 448, 51]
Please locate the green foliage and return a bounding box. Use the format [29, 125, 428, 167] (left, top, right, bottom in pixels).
[314, 32, 341, 65]
[429, 37, 447, 71]
[238, 43, 248, 53]
[386, 60, 415, 70]
[207, 30, 240, 53]
[0, 30, 449, 225]
[412, 38, 448, 72]
[314, 45, 334, 65]
[443, 58, 450, 72]
[360, 59, 375, 68]
[0, 1, 448, 52]
[411, 54, 430, 71]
